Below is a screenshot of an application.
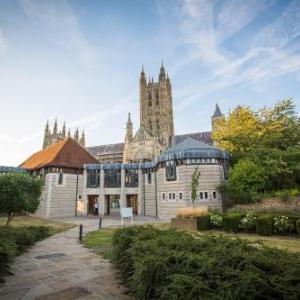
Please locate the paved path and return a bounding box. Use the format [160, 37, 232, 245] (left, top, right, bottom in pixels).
[0, 216, 165, 300]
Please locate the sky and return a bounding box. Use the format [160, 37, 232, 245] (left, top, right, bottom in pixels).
[0, 0, 300, 166]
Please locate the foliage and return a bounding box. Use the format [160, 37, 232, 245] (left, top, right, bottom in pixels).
[296, 219, 300, 236]
[196, 215, 211, 230]
[215, 100, 300, 203]
[0, 226, 50, 277]
[0, 174, 42, 225]
[112, 226, 300, 300]
[210, 214, 223, 228]
[176, 207, 208, 218]
[239, 214, 257, 231]
[256, 215, 274, 236]
[190, 167, 200, 208]
[222, 214, 244, 233]
[273, 216, 294, 234]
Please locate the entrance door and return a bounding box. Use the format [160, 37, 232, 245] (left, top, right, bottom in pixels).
[88, 195, 98, 215]
[105, 195, 120, 216]
[126, 194, 138, 215]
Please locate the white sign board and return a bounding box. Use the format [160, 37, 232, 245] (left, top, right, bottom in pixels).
[121, 207, 133, 226]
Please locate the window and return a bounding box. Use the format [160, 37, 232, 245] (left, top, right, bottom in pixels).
[156, 120, 160, 131]
[58, 172, 63, 185]
[125, 169, 138, 187]
[173, 193, 176, 200]
[213, 191, 217, 199]
[87, 170, 100, 188]
[166, 160, 176, 181]
[149, 101, 152, 107]
[168, 193, 172, 200]
[148, 122, 152, 132]
[162, 193, 166, 200]
[148, 172, 152, 184]
[199, 192, 203, 199]
[148, 93, 152, 100]
[155, 92, 159, 105]
[204, 192, 208, 199]
[179, 192, 183, 200]
[104, 169, 121, 188]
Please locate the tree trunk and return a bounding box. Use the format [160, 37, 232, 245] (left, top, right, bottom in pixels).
[6, 213, 15, 226]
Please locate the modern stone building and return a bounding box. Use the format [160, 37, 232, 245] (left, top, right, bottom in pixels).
[17, 63, 228, 219]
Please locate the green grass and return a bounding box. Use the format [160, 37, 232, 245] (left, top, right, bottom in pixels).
[84, 228, 115, 259]
[196, 230, 300, 253]
[0, 216, 75, 234]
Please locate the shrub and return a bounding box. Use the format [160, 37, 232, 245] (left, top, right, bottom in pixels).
[273, 216, 294, 234]
[296, 219, 300, 235]
[222, 214, 243, 233]
[256, 215, 273, 236]
[239, 214, 257, 232]
[210, 214, 223, 228]
[176, 207, 208, 218]
[112, 226, 300, 300]
[0, 226, 50, 278]
[196, 215, 211, 231]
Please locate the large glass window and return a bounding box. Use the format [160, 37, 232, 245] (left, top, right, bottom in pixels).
[104, 169, 121, 188]
[125, 169, 139, 187]
[86, 170, 100, 188]
[166, 160, 176, 181]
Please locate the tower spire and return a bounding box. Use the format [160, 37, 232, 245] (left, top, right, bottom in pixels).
[159, 61, 166, 81]
[74, 127, 79, 142]
[53, 118, 58, 136]
[62, 122, 66, 139]
[79, 130, 85, 147]
[43, 120, 50, 149]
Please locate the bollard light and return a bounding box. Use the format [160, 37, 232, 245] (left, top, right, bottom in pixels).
[79, 224, 83, 242]
[99, 217, 102, 229]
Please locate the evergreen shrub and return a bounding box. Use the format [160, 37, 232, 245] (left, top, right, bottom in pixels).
[256, 215, 273, 236]
[296, 219, 300, 235]
[222, 214, 244, 233]
[196, 215, 211, 231]
[112, 226, 300, 300]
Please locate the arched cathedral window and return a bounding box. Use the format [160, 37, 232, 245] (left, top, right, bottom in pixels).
[155, 92, 159, 105]
[148, 122, 152, 132]
[149, 101, 152, 107]
[148, 93, 152, 100]
[156, 120, 160, 130]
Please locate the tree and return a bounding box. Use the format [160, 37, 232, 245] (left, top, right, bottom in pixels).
[191, 167, 201, 208]
[0, 174, 42, 225]
[213, 99, 300, 193]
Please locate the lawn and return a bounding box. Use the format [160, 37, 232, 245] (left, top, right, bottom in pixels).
[84, 224, 300, 257]
[0, 215, 75, 234]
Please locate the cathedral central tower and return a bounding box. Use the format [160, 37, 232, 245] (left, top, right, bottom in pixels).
[139, 63, 174, 145]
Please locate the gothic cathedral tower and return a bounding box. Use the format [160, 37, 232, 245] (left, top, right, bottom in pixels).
[139, 63, 174, 146]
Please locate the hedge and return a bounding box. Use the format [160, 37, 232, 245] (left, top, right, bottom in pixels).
[196, 215, 211, 231]
[296, 219, 300, 236]
[0, 226, 50, 277]
[222, 214, 244, 233]
[256, 215, 273, 236]
[112, 226, 300, 300]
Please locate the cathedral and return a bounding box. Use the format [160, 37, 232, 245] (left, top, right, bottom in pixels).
[87, 63, 223, 163]
[15, 63, 229, 220]
[43, 119, 85, 149]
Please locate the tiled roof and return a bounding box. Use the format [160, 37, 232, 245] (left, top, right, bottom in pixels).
[20, 138, 98, 170]
[86, 143, 124, 156]
[172, 131, 212, 145]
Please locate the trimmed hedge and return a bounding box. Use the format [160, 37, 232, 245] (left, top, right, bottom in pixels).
[256, 215, 273, 236]
[296, 219, 300, 236]
[112, 226, 300, 300]
[196, 215, 211, 231]
[222, 214, 244, 233]
[0, 226, 50, 277]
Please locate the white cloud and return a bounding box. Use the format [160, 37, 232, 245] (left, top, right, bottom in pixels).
[19, 0, 96, 68]
[173, 0, 300, 110]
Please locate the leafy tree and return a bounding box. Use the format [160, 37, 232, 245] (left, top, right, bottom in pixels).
[214, 99, 300, 195]
[0, 174, 42, 225]
[191, 167, 201, 208]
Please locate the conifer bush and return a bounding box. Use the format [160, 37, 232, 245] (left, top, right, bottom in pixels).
[196, 215, 211, 230]
[112, 226, 300, 300]
[222, 213, 244, 233]
[256, 215, 273, 236]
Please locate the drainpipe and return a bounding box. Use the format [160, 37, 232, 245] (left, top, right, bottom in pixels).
[75, 169, 79, 217]
[154, 169, 158, 218]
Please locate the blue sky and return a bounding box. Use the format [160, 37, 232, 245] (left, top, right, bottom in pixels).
[0, 0, 299, 165]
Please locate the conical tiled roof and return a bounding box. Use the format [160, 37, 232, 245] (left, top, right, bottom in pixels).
[158, 137, 229, 161]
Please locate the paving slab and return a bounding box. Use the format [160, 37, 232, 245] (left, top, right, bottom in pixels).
[1, 216, 164, 299]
